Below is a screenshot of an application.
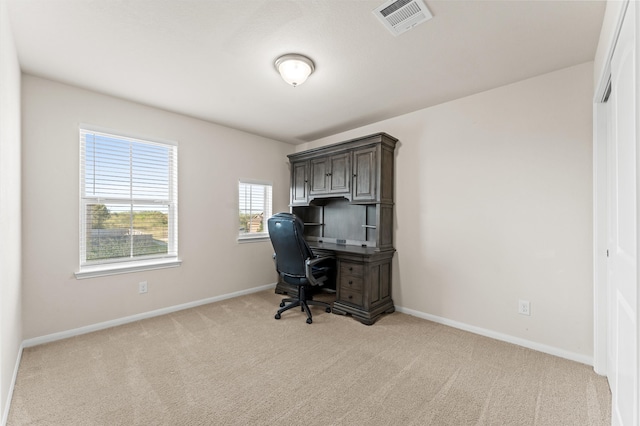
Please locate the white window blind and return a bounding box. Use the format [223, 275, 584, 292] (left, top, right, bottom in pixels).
[79, 127, 178, 269]
[238, 181, 272, 239]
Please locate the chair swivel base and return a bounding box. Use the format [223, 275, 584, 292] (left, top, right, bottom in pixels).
[274, 287, 331, 324]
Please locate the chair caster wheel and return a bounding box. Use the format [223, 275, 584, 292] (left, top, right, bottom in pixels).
[275, 313, 281, 320]
[279, 302, 285, 307]
[326, 307, 332, 313]
[306, 318, 312, 324]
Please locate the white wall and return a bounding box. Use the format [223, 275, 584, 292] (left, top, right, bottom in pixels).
[301, 63, 594, 361]
[0, 0, 22, 420]
[21, 75, 292, 339]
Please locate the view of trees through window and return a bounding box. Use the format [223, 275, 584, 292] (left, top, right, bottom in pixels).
[86, 203, 169, 261]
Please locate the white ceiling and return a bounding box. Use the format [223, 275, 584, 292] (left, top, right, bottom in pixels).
[7, 0, 605, 145]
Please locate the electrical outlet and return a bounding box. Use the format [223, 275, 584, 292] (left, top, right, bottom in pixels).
[518, 300, 530, 316]
[139, 281, 148, 294]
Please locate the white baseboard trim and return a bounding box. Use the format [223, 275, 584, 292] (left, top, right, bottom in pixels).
[2, 342, 24, 426]
[395, 305, 593, 366]
[23, 283, 277, 348]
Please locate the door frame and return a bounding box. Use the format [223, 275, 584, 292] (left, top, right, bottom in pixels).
[593, 0, 631, 377]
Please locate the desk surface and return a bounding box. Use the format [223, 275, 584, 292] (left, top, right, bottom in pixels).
[308, 241, 394, 256]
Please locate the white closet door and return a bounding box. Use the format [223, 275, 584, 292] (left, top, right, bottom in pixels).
[607, 1, 638, 424]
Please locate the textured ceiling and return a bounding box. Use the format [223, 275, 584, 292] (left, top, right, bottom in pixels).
[7, 0, 605, 144]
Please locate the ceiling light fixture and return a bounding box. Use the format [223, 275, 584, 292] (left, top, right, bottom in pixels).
[274, 54, 315, 87]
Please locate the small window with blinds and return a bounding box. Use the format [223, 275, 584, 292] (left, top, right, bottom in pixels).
[238, 181, 272, 241]
[77, 126, 179, 277]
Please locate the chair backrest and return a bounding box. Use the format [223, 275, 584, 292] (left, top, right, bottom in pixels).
[268, 212, 314, 278]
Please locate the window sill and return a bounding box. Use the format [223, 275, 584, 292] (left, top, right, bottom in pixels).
[75, 258, 182, 279]
[237, 234, 270, 243]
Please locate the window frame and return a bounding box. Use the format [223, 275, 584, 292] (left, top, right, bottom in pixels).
[237, 180, 273, 242]
[75, 125, 181, 279]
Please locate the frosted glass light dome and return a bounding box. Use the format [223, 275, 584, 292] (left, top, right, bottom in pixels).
[275, 54, 315, 87]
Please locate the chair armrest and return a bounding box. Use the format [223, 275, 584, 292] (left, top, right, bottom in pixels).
[306, 255, 335, 268]
[305, 255, 335, 286]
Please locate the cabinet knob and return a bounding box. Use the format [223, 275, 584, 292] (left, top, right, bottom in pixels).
[348, 295, 353, 299]
[348, 280, 353, 285]
[353, 174, 357, 178]
[348, 267, 353, 271]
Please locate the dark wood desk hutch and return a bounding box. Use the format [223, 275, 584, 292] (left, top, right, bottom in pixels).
[276, 132, 397, 325]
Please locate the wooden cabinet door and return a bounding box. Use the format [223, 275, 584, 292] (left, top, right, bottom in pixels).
[352, 147, 377, 202]
[309, 157, 330, 195]
[290, 161, 308, 205]
[310, 153, 350, 196]
[328, 152, 351, 194]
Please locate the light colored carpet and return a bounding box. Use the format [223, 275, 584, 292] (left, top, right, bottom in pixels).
[8, 290, 610, 425]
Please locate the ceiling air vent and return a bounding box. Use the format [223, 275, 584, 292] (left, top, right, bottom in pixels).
[373, 0, 433, 36]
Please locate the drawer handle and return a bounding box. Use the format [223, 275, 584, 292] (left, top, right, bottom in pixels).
[348, 280, 353, 285]
[348, 295, 353, 299]
[348, 267, 353, 271]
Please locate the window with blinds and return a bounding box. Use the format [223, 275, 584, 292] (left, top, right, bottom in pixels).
[79, 127, 178, 270]
[238, 181, 272, 240]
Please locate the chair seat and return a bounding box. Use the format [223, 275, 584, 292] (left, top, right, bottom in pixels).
[282, 265, 330, 286]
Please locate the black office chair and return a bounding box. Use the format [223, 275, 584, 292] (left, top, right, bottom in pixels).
[268, 212, 334, 324]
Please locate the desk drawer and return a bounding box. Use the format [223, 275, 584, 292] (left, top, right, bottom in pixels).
[340, 262, 364, 277]
[339, 275, 363, 292]
[339, 288, 363, 307]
